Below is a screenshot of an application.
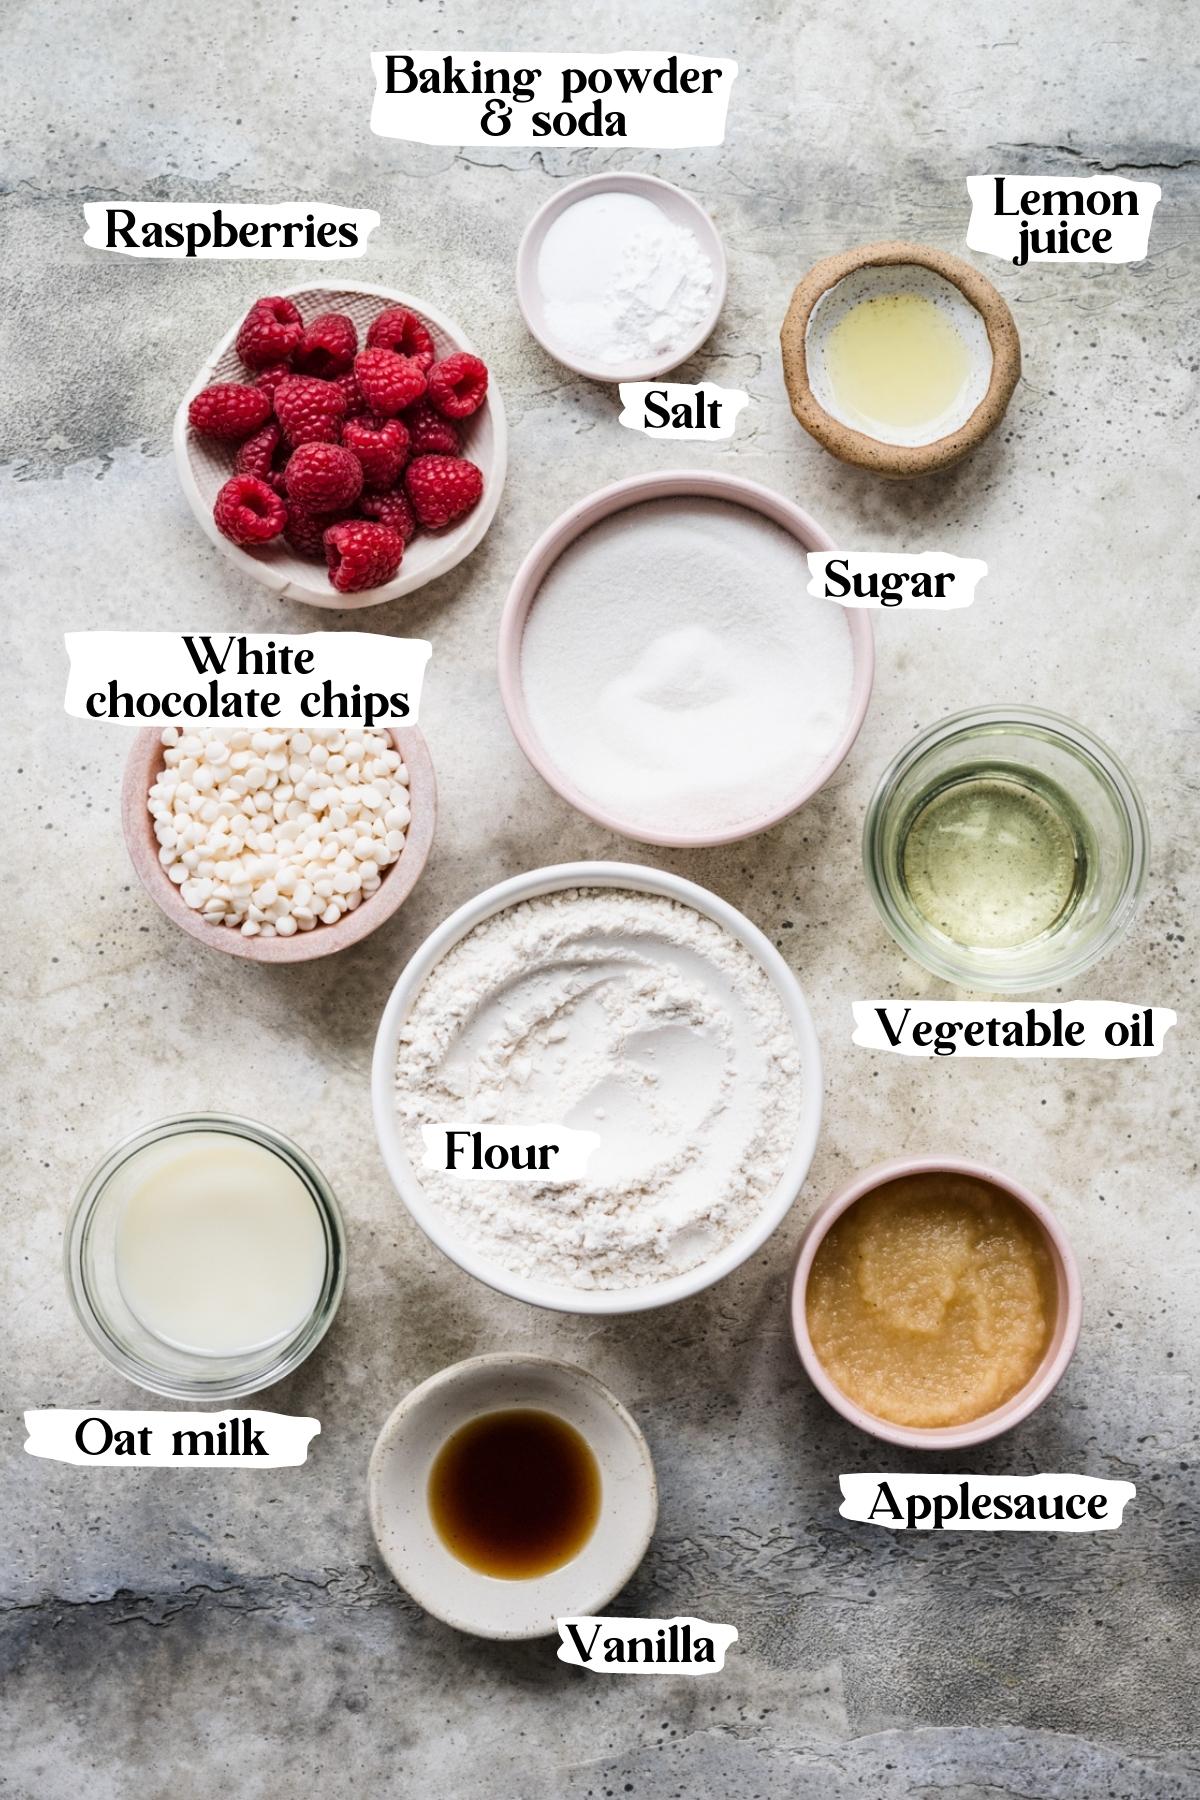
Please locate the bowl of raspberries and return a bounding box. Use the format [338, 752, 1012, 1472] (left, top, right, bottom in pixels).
[175, 284, 506, 606]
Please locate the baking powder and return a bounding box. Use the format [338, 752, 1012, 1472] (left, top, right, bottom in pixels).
[536, 191, 713, 366]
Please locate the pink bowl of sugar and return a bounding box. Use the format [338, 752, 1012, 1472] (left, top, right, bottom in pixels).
[498, 470, 874, 848]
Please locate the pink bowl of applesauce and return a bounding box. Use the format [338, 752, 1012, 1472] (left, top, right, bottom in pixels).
[789, 1157, 1082, 1450]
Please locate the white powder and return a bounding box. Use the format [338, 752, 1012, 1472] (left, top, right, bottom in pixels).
[394, 887, 806, 1292]
[520, 498, 856, 839]
[536, 191, 713, 366]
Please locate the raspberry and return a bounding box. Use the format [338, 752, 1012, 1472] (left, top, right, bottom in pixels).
[404, 454, 484, 529]
[284, 442, 363, 512]
[284, 501, 351, 560]
[342, 415, 410, 491]
[427, 352, 488, 420]
[403, 398, 461, 457]
[359, 488, 418, 546]
[366, 306, 436, 370]
[252, 361, 295, 402]
[213, 475, 287, 546]
[233, 421, 282, 481]
[324, 521, 405, 593]
[273, 375, 348, 446]
[354, 348, 426, 417]
[294, 311, 358, 378]
[329, 371, 365, 415]
[235, 296, 303, 369]
[188, 382, 272, 442]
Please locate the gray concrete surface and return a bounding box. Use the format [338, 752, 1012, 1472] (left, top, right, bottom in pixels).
[2, 1, 1197, 1795]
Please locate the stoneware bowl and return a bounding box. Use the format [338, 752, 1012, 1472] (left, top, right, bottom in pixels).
[780, 241, 1021, 477]
[515, 172, 727, 382]
[122, 725, 435, 963]
[498, 469, 874, 847]
[371, 860, 824, 1314]
[788, 1157, 1082, 1449]
[174, 282, 507, 607]
[368, 1354, 658, 1640]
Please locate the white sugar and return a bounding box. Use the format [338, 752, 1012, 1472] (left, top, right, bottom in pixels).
[519, 497, 855, 839]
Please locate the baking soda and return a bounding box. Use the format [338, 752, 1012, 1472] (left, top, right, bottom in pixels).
[536, 191, 713, 367]
[520, 497, 855, 839]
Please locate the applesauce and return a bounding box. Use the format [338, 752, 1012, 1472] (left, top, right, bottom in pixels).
[806, 1172, 1056, 1429]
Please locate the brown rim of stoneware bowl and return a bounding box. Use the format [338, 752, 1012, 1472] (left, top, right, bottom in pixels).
[121, 725, 436, 963]
[780, 241, 1021, 478]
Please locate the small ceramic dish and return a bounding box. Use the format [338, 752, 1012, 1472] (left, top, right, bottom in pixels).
[174, 282, 507, 608]
[780, 241, 1020, 477]
[368, 1354, 657, 1640]
[371, 861, 824, 1314]
[121, 724, 435, 963]
[498, 469, 874, 848]
[789, 1157, 1082, 1449]
[515, 173, 727, 382]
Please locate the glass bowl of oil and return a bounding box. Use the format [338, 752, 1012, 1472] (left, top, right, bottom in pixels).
[863, 707, 1148, 991]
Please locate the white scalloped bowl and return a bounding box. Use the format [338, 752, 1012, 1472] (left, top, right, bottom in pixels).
[173, 283, 507, 610]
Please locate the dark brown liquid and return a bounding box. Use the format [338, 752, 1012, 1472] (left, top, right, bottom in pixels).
[428, 1408, 601, 1579]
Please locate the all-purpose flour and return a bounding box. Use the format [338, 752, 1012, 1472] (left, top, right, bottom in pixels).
[520, 498, 855, 839]
[394, 888, 806, 1291]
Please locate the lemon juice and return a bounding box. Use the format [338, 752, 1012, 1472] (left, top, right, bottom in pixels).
[824, 292, 973, 435]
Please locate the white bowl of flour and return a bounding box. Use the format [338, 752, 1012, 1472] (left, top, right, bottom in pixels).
[499, 471, 874, 847]
[371, 864, 823, 1314]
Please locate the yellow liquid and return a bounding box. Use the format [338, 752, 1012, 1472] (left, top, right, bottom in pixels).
[824, 293, 972, 433]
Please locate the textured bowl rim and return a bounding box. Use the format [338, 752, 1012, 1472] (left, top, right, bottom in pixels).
[173, 281, 508, 608]
[515, 172, 728, 382]
[788, 1156, 1083, 1449]
[497, 469, 875, 847]
[371, 860, 824, 1314]
[780, 240, 1021, 477]
[366, 1352, 658, 1639]
[122, 723, 436, 962]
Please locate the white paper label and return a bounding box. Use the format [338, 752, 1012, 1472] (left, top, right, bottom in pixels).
[841, 1474, 1136, 1532]
[370, 53, 737, 147]
[24, 1410, 319, 1468]
[853, 1002, 1175, 1059]
[618, 382, 749, 441]
[966, 175, 1161, 264]
[421, 1123, 600, 1182]
[808, 552, 986, 610]
[64, 632, 430, 729]
[556, 1615, 738, 1672]
[83, 202, 380, 260]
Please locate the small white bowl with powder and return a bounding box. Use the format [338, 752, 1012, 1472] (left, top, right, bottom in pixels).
[516, 173, 726, 381]
[371, 863, 823, 1315]
[499, 471, 874, 847]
